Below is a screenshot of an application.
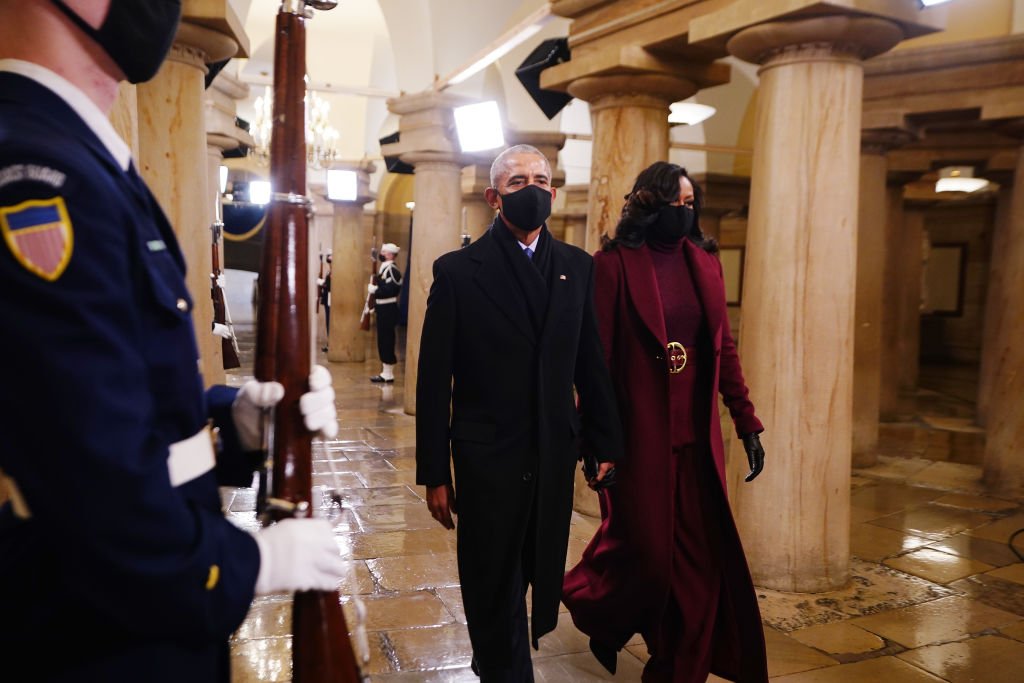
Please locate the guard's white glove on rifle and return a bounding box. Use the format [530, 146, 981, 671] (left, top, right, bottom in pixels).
[212, 323, 231, 339]
[316, 278, 325, 287]
[216, 273, 227, 290]
[253, 517, 346, 594]
[367, 283, 378, 294]
[232, 365, 339, 451]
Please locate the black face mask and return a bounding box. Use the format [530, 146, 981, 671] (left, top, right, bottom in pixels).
[499, 185, 552, 231]
[649, 204, 694, 242]
[50, 0, 183, 84]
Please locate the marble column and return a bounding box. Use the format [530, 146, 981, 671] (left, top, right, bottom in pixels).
[382, 91, 469, 415]
[977, 185, 1014, 426]
[568, 75, 695, 252]
[109, 83, 139, 159]
[898, 207, 926, 396]
[853, 129, 914, 466]
[880, 183, 907, 419]
[558, 184, 589, 250]
[137, 14, 243, 386]
[982, 143, 1024, 495]
[461, 165, 495, 242]
[717, 16, 905, 592]
[327, 162, 376, 363]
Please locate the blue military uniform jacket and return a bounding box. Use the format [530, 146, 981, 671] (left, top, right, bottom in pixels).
[0, 65, 259, 681]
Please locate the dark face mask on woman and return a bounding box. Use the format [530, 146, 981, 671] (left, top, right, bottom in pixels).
[649, 204, 695, 242]
[49, 0, 183, 84]
[499, 184, 552, 231]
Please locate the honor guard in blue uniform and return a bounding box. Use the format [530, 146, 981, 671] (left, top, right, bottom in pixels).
[0, 2, 345, 681]
[369, 242, 402, 383]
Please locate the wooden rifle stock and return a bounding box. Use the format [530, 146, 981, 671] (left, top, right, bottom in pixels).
[254, 3, 363, 682]
[358, 240, 378, 331]
[211, 218, 241, 370]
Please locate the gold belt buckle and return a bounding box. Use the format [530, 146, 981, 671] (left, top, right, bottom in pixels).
[667, 342, 687, 374]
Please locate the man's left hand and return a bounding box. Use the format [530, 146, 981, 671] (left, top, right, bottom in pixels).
[588, 461, 617, 490]
[742, 432, 765, 482]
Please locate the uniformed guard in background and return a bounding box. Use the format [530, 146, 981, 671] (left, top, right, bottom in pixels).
[0, 2, 345, 681]
[368, 242, 402, 383]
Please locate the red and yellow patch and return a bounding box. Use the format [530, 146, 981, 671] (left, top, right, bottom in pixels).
[0, 197, 74, 281]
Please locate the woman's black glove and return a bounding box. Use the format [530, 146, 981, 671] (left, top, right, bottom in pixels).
[741, 432, 765, 482]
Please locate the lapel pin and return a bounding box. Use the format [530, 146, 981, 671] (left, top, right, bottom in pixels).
[559, 274, 567, 280]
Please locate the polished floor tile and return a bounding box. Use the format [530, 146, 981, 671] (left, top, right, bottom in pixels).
[222, 335, 1024, 682]
[897, 633, 1024, 683]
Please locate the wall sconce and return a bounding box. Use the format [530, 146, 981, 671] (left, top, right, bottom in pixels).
[935, 166, 989, 194]
[327, 169, 358, 201]
[454, 101, 505, 153]
[668, 102, 716, 126]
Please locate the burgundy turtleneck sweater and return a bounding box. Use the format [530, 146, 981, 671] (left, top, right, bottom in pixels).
[648, 237, 706, 446]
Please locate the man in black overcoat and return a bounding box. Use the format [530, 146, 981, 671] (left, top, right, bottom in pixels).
[416, 144, 624, 681]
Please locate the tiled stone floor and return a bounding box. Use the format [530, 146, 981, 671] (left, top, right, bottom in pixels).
[225, 330, 1024, 682]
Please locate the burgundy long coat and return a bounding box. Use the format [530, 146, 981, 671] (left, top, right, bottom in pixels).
[564, 239, 768, 682]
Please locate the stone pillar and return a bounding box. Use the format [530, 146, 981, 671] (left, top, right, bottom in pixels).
[136, 8, 244, 386]
[710, 15, 907, 592]
[568, 75, 696, 252]
[898, 207, 926, 395]
[382, 92, 469, 414]
[461, 165, 495, 241]
[983, 143, 1024, 495]
[109, 83, 139, 159]
[558, 184, 589, 250]
[977, 185, 1014, 425]
[327, 162, 376, 363]
[879, 183, 907, 419]
[853, 128, 915, 466]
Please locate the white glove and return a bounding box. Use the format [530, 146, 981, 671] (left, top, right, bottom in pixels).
[316, 278, 325, 287]
[253, 518, 346, 594]
[216, 273, 227, 290]
[301, 365, 338, 440]
[367, 283, 378, 294]
[212, 323, 231, 339]
[232, 380, 286, 451]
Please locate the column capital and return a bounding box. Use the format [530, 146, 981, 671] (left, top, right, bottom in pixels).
[174, 1, 249, 66]
[325, 160, 378, 207]
[206, 70, 252, 153]
[690, 0, 939, 66]
[384, 91, 476, 167]
[541, 44, 730, 99]
[569, 73, 698, 111]
[728, 16, 906, 68]
[505, 130, 568, 188]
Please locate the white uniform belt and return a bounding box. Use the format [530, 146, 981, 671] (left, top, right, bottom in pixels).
[375, 297, 397, 304]
[0, 427, 213, 521]
[168, 426, 216, 487]
[0, 467, 32, 520]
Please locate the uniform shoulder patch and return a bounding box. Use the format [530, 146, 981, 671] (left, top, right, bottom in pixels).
[0, 196, 74, 281]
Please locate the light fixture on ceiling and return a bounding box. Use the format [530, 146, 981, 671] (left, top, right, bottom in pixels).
[668, 102, 717, 126]
[453, 101, 506, 153]
[250, 84, 340, 169]
[935, 166, 989, 194]
[438, 3, 554, 89]
[327, 169, 358, 201]
[920, 0, 954, 7]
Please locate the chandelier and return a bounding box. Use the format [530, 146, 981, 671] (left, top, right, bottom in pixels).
[250, 83, 340, 169]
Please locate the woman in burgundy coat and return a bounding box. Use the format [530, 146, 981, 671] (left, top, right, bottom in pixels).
[563, 162, 769, 683]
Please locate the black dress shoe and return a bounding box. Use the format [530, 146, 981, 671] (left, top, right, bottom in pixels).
[589, 637, 617, 675]
[470, 656, 480, 677]
[369, 375, 394, 383]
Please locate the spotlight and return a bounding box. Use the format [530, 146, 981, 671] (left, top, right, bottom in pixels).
[668, 102, 716, 126]
[453, 101, 505, 153]
[327, 169, 358, 201]
[249, 180, 271, 205]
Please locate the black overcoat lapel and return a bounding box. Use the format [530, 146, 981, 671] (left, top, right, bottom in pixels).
[472, 230, 536, 343]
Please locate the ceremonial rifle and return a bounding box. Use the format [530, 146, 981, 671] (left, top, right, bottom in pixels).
[316, 246, 324, 314]
[253, 2, 366, 680]
[358, 237, 378, 332]
[211, 203, 241, 369]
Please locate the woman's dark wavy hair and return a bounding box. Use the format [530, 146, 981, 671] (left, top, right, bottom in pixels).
[602, 161, 718, 253]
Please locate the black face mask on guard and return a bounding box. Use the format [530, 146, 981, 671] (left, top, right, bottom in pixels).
[49, 0, 183, 84]
[499, 185, 552, 232]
